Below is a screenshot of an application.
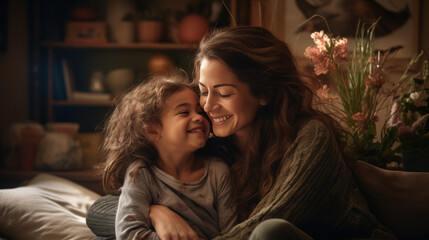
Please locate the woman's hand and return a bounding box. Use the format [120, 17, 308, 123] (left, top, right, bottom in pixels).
[149, 205, 204, 240]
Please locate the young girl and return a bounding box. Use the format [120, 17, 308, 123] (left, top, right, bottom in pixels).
[101, 72, 237, 240]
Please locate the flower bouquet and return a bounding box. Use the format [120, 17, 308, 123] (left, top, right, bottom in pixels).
[304, 18, 428, 169]
[386, 55, 429, 171]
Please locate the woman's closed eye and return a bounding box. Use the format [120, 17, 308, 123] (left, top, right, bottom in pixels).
[217, 92, 232, 97]
[199, 91, 232, 98]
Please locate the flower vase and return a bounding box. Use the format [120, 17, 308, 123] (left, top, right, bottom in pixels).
[137, 21, 162, 43]
[402, 151, 429, 172]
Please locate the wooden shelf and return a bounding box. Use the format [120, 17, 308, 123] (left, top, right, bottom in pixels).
[52, 100, 113, 107]
[43, 41, 198, 50]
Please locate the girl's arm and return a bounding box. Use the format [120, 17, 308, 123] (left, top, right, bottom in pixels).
[149, 205, 203, 240]
[116, 169, 159, 240]
[214, 120, 352, 240]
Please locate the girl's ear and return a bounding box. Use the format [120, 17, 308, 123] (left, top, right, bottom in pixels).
[143, 124, 161, 142]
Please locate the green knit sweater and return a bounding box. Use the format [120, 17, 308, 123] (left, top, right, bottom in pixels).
[214, 120, 396, 240]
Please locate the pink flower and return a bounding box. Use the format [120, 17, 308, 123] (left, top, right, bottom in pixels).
[311, 30, 329, 50]
[332, 38, 348, 62]
[364, 71, 385, 87]
[304, 46, 331, 75]
[352, 112, 366, 128]
[316, 84, 338, 102]
[305, 31, 348, 76]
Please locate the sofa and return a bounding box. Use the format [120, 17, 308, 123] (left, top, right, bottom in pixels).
[352, 160, 429, 239]
[0, 161, 428, 239]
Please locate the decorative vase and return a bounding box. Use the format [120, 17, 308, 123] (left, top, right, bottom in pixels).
[105, 0, 136, 43]
[147, 54, 175, 75]
[137, 20, 162, 43]
[106, 68, 135, 96]
[178, 14, 210, 43]
[402, 151, 429, 172]
[110, 21, 135, 43]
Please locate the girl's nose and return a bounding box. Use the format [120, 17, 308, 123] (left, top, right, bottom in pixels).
[193, 111, 204, 122]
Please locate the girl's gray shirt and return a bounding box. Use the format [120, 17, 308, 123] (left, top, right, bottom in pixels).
[116, 157, 237, 240]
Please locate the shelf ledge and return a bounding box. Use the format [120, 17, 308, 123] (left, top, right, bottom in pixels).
[43, 41, 198, 50]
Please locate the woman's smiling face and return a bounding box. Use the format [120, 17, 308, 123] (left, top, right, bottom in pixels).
[198, 58, 266, 141]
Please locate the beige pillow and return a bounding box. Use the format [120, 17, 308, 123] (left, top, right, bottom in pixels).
[352, 160, 429, 239]
[0, 173, 100, 240]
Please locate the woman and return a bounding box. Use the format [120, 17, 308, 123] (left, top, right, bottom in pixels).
[87, 26, 395, 240]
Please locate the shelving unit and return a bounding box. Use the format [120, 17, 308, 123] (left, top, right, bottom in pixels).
[0, 0, 243, 178]
[45, 41, 198, 129]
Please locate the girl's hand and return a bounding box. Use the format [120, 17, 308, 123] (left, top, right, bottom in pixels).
[149, 205, 204, 240]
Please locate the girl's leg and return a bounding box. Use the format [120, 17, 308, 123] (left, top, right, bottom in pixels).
[249, 218, 313, 240]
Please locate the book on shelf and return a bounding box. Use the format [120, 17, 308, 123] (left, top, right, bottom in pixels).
[53, 60, 66, 100]
[61, 59, 74, 100]
[60, 59, 112, 102]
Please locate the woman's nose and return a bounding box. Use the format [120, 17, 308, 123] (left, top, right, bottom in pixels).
[202, 93, 214, 112]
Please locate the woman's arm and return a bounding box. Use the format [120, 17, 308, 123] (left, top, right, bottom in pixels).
[214, 120, 352, 240]
[150, 205, 203, 240]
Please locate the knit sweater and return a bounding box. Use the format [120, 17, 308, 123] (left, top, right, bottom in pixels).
[213, 120, 396, 240]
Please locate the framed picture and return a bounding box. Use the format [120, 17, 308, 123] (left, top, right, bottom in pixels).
[284, 0, 420, 59]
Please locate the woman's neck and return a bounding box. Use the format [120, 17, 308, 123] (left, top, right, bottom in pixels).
[233, 131, 251, 153]
[156, 152, 205, 182]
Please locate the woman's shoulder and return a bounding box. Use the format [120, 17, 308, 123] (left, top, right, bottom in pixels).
[298, 118, 330, 138]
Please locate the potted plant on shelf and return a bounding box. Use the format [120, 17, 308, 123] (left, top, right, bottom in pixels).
[110, 12, 135, 44]
[134, 0, 165, 43]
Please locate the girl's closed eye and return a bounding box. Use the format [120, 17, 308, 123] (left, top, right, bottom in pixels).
[178, 111, 189, 115]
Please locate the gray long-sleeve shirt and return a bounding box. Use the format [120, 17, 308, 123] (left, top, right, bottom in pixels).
[116, 157, 237, 240]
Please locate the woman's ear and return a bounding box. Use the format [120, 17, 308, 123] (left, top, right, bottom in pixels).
[143, 124, 161, 142]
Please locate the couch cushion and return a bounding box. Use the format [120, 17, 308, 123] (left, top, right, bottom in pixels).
[0, 173, 100, 240]
[352, 160, 429, 239]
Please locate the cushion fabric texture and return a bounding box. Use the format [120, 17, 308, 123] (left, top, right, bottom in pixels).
[0, 173, 100, 240]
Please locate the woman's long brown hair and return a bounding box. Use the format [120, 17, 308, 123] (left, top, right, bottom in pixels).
[193, 26, 344, 220]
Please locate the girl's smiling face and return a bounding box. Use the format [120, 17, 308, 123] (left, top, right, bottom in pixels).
[154, 87, 210, 154]
[198, 58, 266, 142]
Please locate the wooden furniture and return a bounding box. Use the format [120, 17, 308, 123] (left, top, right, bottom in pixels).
[45, 41, 197, 132]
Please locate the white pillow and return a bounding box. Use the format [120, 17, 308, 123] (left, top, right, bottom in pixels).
[0, 173, 101, 240]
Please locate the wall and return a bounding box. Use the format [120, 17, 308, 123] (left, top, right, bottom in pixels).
[421, 1, 428, 54]
[0, 0, 28, 163]
[0, 0, 427, 164]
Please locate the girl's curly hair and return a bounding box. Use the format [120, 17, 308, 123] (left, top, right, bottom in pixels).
[100, 70, 192, 194]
